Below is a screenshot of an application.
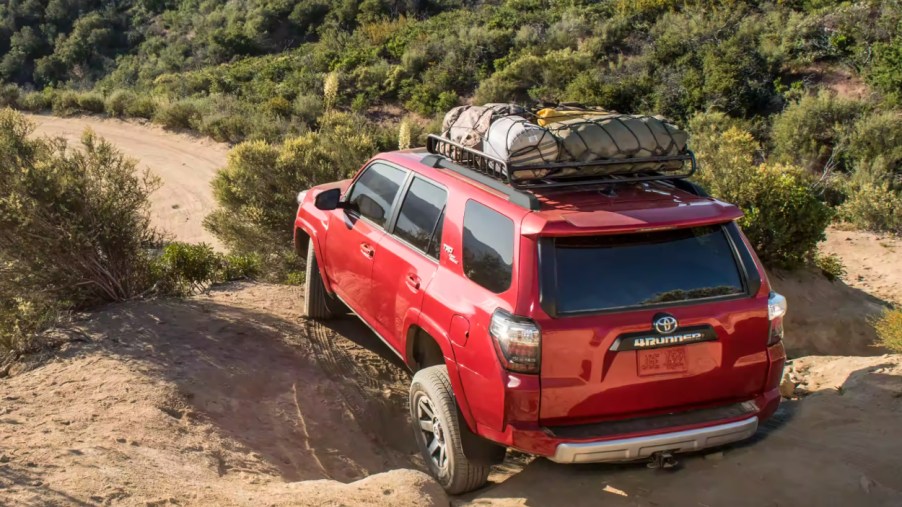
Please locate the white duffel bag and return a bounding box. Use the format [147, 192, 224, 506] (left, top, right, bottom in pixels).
[482, 116, 559, 180]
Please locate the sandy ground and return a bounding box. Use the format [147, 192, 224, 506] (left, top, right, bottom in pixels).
[2, 282, 900, 507]
[819, 226, 902, 306]
[25, 114, 228, 248]
[0, 283, 445, 506]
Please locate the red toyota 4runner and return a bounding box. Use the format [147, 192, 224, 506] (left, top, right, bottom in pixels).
[293, 135, 787, 493]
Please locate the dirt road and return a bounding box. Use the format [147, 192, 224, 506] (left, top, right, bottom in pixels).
[2, 283, 900, 506]
[26, 114, 228, 248]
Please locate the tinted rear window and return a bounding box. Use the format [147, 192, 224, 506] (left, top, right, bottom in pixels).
[551, 225, 744, 313]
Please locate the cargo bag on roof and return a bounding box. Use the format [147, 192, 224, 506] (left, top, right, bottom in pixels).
[541, 110, 690, 176]
[483, 116, 559, 180]
[441, 103, 527, 149]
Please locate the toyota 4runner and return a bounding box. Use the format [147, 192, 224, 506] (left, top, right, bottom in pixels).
[293, 135, 787, 493]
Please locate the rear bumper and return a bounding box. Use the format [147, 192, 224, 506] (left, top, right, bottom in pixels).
[549, 415, 758, 463]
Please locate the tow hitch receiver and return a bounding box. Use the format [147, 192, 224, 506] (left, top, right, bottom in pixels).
[647, 451, 679, 470]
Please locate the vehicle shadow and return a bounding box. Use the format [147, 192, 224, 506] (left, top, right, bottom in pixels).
[79, 294, 420, 484]
[460, 363, 902, 507]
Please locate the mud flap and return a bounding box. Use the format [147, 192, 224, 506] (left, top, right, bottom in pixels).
[459, 408, 506, 465]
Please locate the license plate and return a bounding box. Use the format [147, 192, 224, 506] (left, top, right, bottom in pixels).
[637, 347, 688, 376]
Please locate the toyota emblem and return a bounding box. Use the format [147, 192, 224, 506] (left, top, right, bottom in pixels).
[653, 314, 678, 335]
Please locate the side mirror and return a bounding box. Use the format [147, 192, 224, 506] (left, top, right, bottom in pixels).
[355, 194, 385, 223]
[314, 188, 342, 211]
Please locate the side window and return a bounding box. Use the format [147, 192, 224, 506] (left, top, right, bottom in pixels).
[394, 177, 447, 258]
[425, 210, 445, 260]
[462, 201, 514, 293]
[347, 163, 407, 228]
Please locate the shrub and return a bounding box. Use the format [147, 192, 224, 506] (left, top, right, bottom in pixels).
[872, 308, 902, 353]
[125, 95, 156, 119]
[76, 92, 106, 113]
[150, 242, 259, 296]
[838, 182, 902, 234]
[868, 35, 902, 105]
[51, 90, 82, 116]
[17, 91, 51, 112]
[294, 93, 324, 125]
[105, 89, 137, 117]
[0, 109, 160, 352]
[154, 100, 202, 130]
[814, 252, 846, 281]
[0, 83, 20, 107]
[690, 116, 834, 266]
[771, 91, 865, 172]
[204, 112, 378, 279]
[846, 111, 902, 178]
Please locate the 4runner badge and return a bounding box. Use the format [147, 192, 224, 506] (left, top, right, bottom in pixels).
[609, 324, 718, 351]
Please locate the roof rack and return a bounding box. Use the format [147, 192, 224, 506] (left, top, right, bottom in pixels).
[425, 134, 698, 194]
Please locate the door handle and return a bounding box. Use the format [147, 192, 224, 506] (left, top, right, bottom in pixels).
[360, 243, 375, 259]
[405, 274, 421, 291]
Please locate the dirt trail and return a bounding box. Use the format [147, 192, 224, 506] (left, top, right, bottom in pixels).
[25, 114, 228, 248]
[0, 283, 441, 506]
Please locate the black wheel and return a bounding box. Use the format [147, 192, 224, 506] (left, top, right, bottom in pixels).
[303, 239, 343, 319]
[410, 365, 490, 494]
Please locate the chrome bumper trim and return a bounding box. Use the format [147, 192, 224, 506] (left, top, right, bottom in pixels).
[549, 416, 758, 464]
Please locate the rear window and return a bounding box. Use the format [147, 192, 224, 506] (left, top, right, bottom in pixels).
[550, 225, 745, 313]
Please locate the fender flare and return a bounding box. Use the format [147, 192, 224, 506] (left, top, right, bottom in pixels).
[405, 309, 479, 433]
[294, 216, 333, 293]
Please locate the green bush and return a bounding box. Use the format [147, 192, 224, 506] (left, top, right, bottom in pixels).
[0, 109, 161, 353]
[814, 252, 846, 281]
[691, 116, 834, 266]
[204, 112, 378, 279]
[125, 95, 156, 119]
[872, 308, 902, 353]
[0, 83, 20, 107]
[838, 182, 902, 234]
[771, 91, 865, 172]
[868, 35, 902, 105]
[150, 242, 259, 296]
[77, 92, 106, 113]
[16, 91, 51, 112]
[154, 100, 202, 130]
[51, 90, 82, 116]
[846, 111, 902, 178]
[105, 89, 137, 117]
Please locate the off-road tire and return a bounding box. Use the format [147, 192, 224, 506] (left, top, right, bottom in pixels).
[303, 239, 342, 319]
[410, 365, 491, 494]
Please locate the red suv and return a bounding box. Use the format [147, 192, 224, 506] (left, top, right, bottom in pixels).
[293, 135, 787, 493]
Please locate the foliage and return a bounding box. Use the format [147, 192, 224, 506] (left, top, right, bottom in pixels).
[814, 252, 846, 281]
[204, 112, 378, 280]
[838, 181, 902, 234]
[0, 109, 160, 352]
[151, 242, 259, 296]
[868, 34, 902, 105]
[691, 115, 834, 266]
[154, 100, 202, 130]
[771, 92, 865, 172]
[872, 308, 902, 353]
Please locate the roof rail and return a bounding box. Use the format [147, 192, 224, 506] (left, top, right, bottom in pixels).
[425, 134, 697, 191]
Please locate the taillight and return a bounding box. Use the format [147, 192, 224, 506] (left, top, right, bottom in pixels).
[768, 291, 787, 346]
[489, 309, 541, 374]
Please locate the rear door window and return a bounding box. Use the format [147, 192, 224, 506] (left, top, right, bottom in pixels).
[393, 177, 447, 258]
[347, 162, 407, 228]
[551, 225, 745, 313]
[462, 201, 514, 293]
